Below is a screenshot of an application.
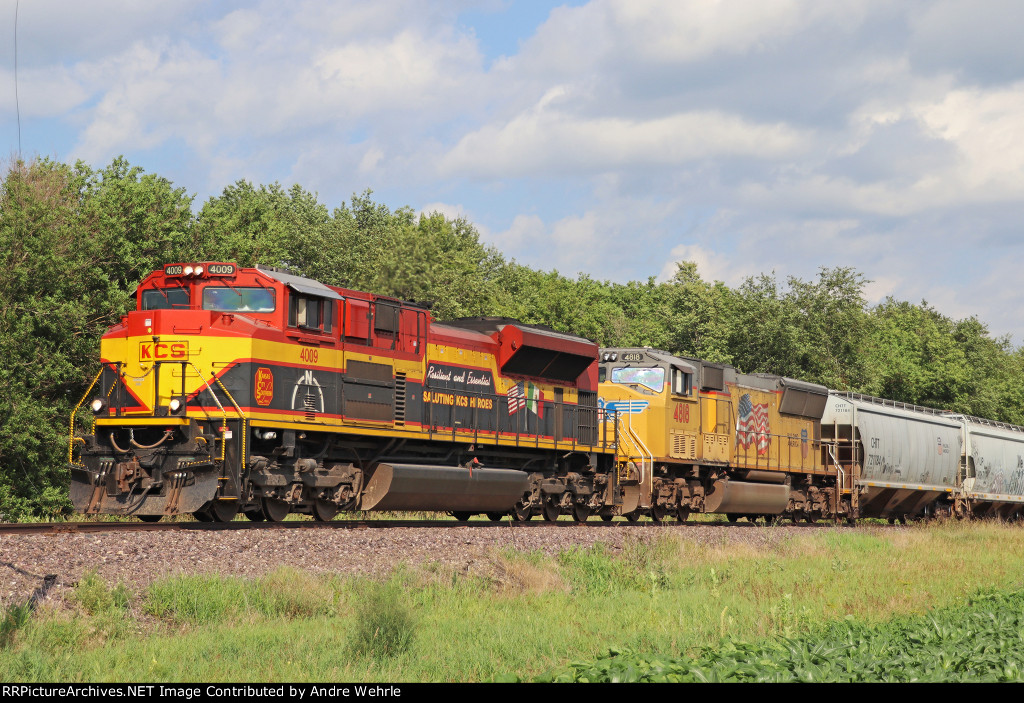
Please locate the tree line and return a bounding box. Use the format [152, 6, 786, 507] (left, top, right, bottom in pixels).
[2, 157, 1022, 517]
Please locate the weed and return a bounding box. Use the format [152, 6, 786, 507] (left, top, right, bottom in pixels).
[348, 580, 417, 660]
[0, 603, 31, 649]
[255, 568, 337, 618]
[494, 552, 566, 594]
[71, 571, 130, 616]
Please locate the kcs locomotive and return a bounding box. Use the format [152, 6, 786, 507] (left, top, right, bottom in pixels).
[69, 262, 618, 522]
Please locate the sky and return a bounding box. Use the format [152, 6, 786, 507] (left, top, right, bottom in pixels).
[2, 0, 1024, 342]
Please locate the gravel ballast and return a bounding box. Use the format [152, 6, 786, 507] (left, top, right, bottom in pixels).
[0, 522, 815, 608]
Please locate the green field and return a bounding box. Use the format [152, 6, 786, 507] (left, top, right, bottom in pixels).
[3, 521, 1024, 682]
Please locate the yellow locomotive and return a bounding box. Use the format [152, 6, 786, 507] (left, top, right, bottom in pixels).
[597, 348, 845, 522]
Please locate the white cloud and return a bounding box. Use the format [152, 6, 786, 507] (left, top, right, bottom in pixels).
[502, 0, 878, 83]
[71, 40, 222, 163]
[659, 242, 754, 285]
[358, 146, 385, 174]
[441, 103, 806, 177]
[418, 201, 469, 221]
[0, 67, 89, 116]
[914, 85, 1024, 197]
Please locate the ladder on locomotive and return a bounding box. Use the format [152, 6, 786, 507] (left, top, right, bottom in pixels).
[824, 431, 860, 520]
[607, 410, 654, 509]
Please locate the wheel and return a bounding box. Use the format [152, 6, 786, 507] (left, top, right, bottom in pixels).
[542, 498, 560, 522]
[312, 499, 338, 522]
[452, 511, 473, 521]
[243, 507, 266, 522]
[207, 499, 239, 523]
[192, 508, 213, 522]
[138, 514, 162, 522]
[571, 502, 590, 523]
[262, 497, 290, 522]
[676, 507, 691, 523]
[512, 501, 533, 522]
[804, 512, 818, 524]
[650, 504, 670, 522]
[486, 512, 505, 522]
[624, 510, 641, 523]
[600, 513, 614, 522]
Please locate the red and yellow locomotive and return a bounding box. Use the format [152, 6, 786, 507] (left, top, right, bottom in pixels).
[69, 263, 620, 522]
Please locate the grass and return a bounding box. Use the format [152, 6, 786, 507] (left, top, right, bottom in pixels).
[541, 588, 1024, 682]
[3, 520, 1024, 681]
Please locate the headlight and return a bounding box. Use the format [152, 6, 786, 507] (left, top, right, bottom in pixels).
[194, 265, 204, 276]
[168, 398, 182, 413]
[90, 398, 106, 413]
[184, 265, 194, 276]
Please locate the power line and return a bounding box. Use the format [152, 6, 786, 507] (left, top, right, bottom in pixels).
[14, 0, 21, 159]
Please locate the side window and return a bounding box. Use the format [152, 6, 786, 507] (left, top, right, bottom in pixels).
[374, 303, 399, 336]
[288, 294, 333, 333]
[672, 369, 692, 396]
[371, 302, 400, 349]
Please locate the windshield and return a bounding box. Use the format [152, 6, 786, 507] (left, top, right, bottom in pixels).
[141, 288, 190, 310]
[202, 286, 276, 312]
[610, 366, 665, 392]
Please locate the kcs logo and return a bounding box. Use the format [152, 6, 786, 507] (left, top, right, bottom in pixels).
[139, 341, 188, 361]
[254, 368, 274, 406]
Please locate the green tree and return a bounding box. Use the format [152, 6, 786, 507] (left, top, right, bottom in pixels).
[0, 158, 194, 518]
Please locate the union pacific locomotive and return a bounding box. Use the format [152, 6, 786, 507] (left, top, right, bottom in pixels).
[69, 263, 1024, 523]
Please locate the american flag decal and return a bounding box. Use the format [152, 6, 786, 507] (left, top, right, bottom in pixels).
[508, 381, 526, 415]
[737, 393, 770, 455]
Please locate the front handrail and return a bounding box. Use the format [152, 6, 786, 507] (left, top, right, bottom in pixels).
[68, 367, 105, 467]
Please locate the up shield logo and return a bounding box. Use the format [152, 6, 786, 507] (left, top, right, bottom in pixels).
[139, 341, 188, 361]
[254, 368, 274, 406]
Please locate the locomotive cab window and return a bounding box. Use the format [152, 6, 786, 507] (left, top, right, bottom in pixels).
[671, 368, 692, 396]
[142, 288, 190, 310]
[610, 366, 665, 393]
[289, 293, 333, 334]
[202, 286, 276, 313]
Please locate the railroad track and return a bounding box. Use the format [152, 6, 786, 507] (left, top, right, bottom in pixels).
[0, 517, 837, 536]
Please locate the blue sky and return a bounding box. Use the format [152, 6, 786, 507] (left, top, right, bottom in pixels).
[3, 1, 1024, 342]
